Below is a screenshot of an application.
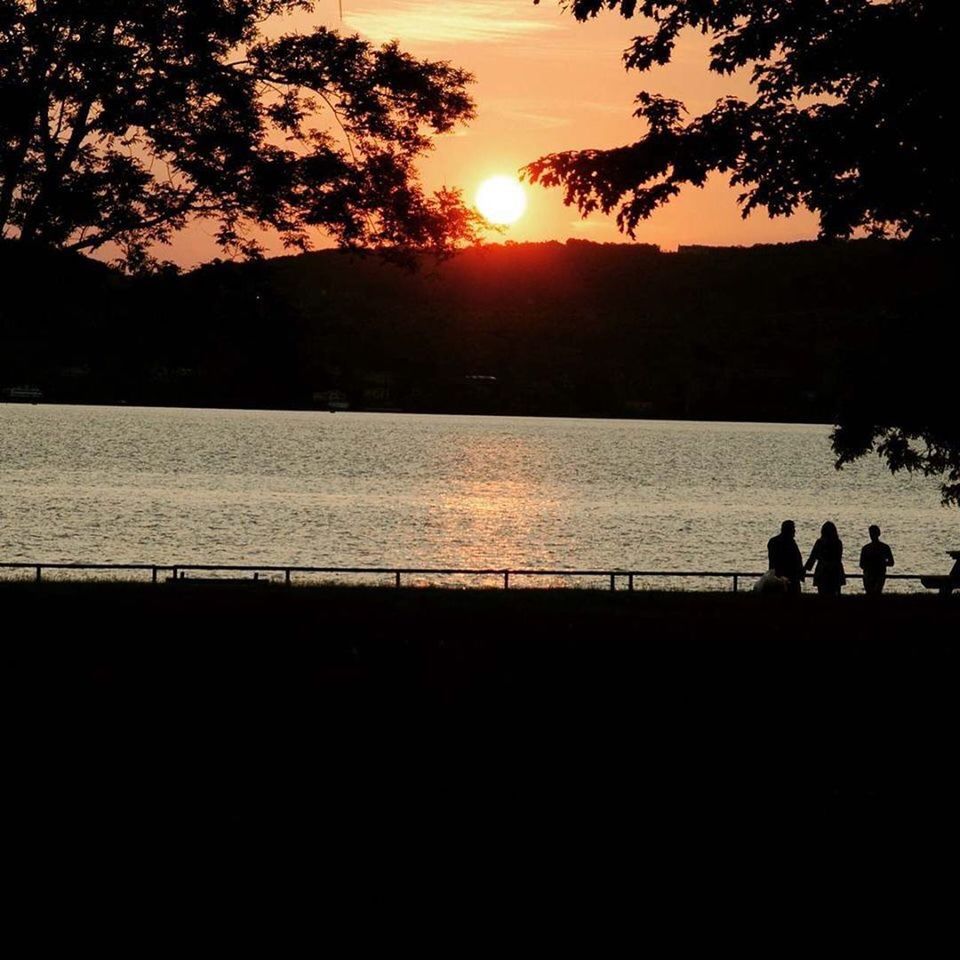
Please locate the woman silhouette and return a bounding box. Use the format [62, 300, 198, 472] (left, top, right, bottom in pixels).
[805, 521, 846, 596]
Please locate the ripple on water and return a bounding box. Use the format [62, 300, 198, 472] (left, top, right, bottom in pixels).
[0, 405, 954, 590]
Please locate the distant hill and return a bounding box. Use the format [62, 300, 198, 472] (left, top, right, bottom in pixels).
[0, 240, 129, 399]
[1, 239, 952, 421]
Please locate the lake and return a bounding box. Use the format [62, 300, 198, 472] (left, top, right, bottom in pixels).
[1, 404, 955, 590]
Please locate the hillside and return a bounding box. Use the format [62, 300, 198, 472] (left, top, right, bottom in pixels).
[1, 239, 952, 421]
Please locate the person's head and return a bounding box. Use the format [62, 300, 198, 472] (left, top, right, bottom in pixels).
[821, 521, 838, 540]
[869, 524, 881, 541]
[781, 520, 795, 538]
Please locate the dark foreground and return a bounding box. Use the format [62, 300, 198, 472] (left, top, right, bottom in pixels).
[6, 583, 959, 905]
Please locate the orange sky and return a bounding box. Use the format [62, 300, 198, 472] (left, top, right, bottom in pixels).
[172, 1, 819, 265]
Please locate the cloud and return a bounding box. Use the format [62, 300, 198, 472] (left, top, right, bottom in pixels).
[498, 109, 570, 129]
[571, 218, 614, 231]
[344, 1, 561, 46]
[483, 97, 571, 129]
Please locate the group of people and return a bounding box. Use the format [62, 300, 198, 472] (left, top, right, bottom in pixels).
[763, 520, 895, 595]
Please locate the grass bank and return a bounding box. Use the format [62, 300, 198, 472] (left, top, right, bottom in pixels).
[6, 582, 958, 860]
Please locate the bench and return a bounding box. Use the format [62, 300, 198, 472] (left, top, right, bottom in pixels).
[921, 551, 960, 595]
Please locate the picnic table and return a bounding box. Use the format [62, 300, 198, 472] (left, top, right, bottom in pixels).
[921, 551, 960, 595]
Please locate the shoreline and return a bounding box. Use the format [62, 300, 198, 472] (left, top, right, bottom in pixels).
[2, 398, 838, 429]
[15, 578, 955, 656]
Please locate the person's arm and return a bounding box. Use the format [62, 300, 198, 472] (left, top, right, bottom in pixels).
[804, 541, 819, 572]
[859, 545, 867, 569]
[885, 544, 895, 568]
[792, 543, 805, 579]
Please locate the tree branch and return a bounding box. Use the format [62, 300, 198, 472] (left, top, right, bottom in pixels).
[66, 185, 205, 251]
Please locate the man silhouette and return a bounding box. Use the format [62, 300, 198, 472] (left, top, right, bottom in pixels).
[859, 525, 895, 595]
[767, 520, 805, 593]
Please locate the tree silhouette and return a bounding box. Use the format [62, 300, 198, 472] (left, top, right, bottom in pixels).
[528, 1, 952, 241]
[529, 0, 957, 505]
[0, 1, 480, 271]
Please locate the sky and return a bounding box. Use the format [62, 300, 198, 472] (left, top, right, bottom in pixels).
[174, 0, 820, 265]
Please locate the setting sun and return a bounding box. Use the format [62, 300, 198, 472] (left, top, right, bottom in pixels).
[476, 175, 527, 226]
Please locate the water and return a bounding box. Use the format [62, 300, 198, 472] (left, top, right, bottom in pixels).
[1, 404, 955, 589]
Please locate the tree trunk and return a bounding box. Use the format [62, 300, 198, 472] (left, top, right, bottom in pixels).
[18, 95, 94, 243]
[18, 13, 118, 243]
[0, 27, 50, 234]
[0, 138, 32, 234]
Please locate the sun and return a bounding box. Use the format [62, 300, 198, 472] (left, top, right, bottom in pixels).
[476, 175, 527, 225]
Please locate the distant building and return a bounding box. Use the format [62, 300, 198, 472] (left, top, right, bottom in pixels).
[1, 385, 43, 402]
[360, 372, 399, 411]
[312, 389, 349, 411]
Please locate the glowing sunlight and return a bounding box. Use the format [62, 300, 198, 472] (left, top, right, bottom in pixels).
[475, 175, 527, 226]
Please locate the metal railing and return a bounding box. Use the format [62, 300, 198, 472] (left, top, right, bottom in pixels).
[0, 561, 937, 592]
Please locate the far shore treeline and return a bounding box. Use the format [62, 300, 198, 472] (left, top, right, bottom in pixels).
[1, 238, 953, 423]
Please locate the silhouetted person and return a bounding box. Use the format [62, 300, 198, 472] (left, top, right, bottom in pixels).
[805, 521, 846, 596]
[860, 525, 895, 595]
[767, 520, 805, 593]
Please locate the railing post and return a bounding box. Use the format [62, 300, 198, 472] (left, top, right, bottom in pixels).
[504, 570, 509, 590]
[395, 571, 401, 589]
[152, 566, 158, 584]
[733, 574, 739, 593]
[610, 574, 616, 591]
[628, 574, 634, 592]
[284, 569, 291, 585]
[35, 565, 42, 583]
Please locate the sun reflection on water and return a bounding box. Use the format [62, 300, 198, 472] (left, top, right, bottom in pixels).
[1, 406, 950, 592]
